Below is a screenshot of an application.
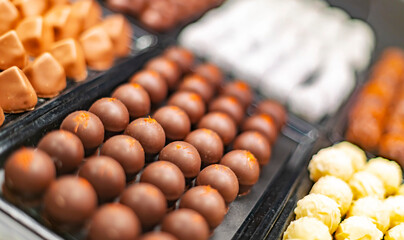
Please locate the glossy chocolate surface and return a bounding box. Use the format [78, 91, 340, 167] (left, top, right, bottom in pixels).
[130, 70, 168, 104]
[256, 100, 287, 129]
[197, 112, 237, 145]
[178, 74, 214, 103]
[209, 96, 244, 125]
[111, 83, 151, 119]
[193, 63, 223, 89]
[162, 209, 209, 240]
[167, 91, 205, 124]
[164, 46, 194, 73]
[153, 106, 191, 140]
[242, 114, 278, 144]
[221, 80, 253, 109]
[220, 150, 260, 186]
[146, 57, 181, 89]
[233, 131, 271, 166]
[138, 232, 178, 240]
[89, 98, 129, 133]
[185, 128, 223, 164]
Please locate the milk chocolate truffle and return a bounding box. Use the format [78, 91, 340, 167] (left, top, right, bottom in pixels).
[209, 96, 244, 125]
[88, 203, 141, 240]
[100, 135, 144, 176]
[222, 80, 253, 109]
[242, 114, 278, 144]
[89, 98, 130, 133]
[140, 6, 176, 32]
[101, 14, 132, 57]
[130, 70, 168, 104]
[198, 112, 237, 145]
[159, 141, 201, 178]
[233, 131, 271, 166]
[256, 100, 287, 129]
[4, 148, 56, 198]
[0, 31, 28, 70]
[194, 63, 223, 89]
[196, 164, 238, 204]
[38, 130, 84, 174]
[153, 106, 191, 140]
[179, 185, 226, 229]
[185, 129, 223, 164]
[125, 117, 165, 154]
[178, 74, 214, 103]
[111, 83, 150, 118]
[139, 232, 178, 240]
[0, 0, 19, 36]
[145, 57, 181, 89]
[164, 46, 194, 73]
[0, 107, 4, 127]
[60, 111, 104, 149]
[43, 176, 97, 226]
[220, 150, 260, 194]
[162, 209, 210, 240]
[168, 91, 205, 124]
[140, 161, 185, 201]
[120, 183, 167, 230]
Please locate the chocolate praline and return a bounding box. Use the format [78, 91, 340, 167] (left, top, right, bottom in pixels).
[196, 164, 239, 204]
[140, 4, 177, 32]
[78, 156, 126, 202]
[221, 80, 253, 109]
[138, 232, 178, 240]
[256, 100, 287, 129]
[220, 150, 260, 194]
[60, 111, 104, 150]
[179, 185, 226, 229]
[162, 209, 209, 240]
[158, 141, 201, 178]
[4, 148, 56, 199]
[153, 106, 191, 140]
[209, 96, 245, 125]
[185, 128, 223, 165]
[197, 112, 237, 145]
[164, 46, 194, 73]
[242, 114, 278, 144]
[120, 183, 167, 231]
[233, 131, 271, 166]
[145, 56, 181, 89]
[100, 135, 145, 176]
[178, 74, 214, 103]
[89, 98, 129, 133]
[111, 83, 151, 119]
[193, 63, 223, 89]
[140, 161, 185, 201]
[129, 70, 167, 104]
[43, 176, 97, 226]
[88, 203, 141, 240]
[125, 117, 166, 154]
[38, 130, 84, 174]
[167, 91, 205, 124]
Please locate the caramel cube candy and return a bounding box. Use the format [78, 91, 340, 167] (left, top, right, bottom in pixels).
[44, 5, 81, 41]
[0, 0, 20, 35]
[101, 14, 133, 57]
[16, 16, 54, 57]
[12, 0, 47, 18]
[50, 38, 87, 81]
[71, 0, 102, 32]
[24, 52, 66, 98]
[79, 26, 114, 71]
[0, 66, 38, 113]
[0, 30, 28, 70]
[48, 0, 68, 6]
[0, 106, 4, 127]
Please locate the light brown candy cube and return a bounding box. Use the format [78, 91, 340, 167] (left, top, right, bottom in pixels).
[0, 30, 28, 70]
[44, 5, 81, 41]
[0, 0, 19, 35]
[12, 0, 47, 18]
[101, 14, 133, 57]
[71, 0, 102, 33]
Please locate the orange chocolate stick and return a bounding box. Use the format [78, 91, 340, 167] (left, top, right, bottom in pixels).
[0, 66, 38, 113]
[12, 0, 47, 18]
[0, 30, 28, 70]
[101, 14, 133, 58]
[0, 0, 20, 35]
[44, 4, 81, 41]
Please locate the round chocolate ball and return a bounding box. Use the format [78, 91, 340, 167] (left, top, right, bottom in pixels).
[242, 114, 278, 144]
[153, 106, 191, 140]
[78, 156, 126, 202]
[125, 117, 166, 154]
[164, 46, 194, 73]
[179, 185, 226, 229]
[193, 63, 223, 89]
[167, 91, 205, 124]
[256, 100, 287, 129]
[100, 135, 145, 176]
[89, 98, 130, 133]
[139, 232, 178, 240]
[233, 131, 271, 166]
[162, 209, 209, 240]
[88, 203, 141, 240]
[140, 161, 185, 201]
[209, 96, 244, 125]
[145, 57, 181, 89]
[221, 80, 253, 108]
[178, 74, 214, 103]
[60, 111, 104, 149]
[111, 83, 151, 119]
[197, 112, 237, 145]
[140, 5, 176, 32]
[196, 164, 239, 204]
[44, 176, 97, 226]
[130, 70, 167, 104]
[4, 148, 56, 198]
[158, 141, 201, 178]
[220, 150, 260, 194]
[185, 129, 223, 165]
[120, 183, 167, 230]
[38, 130, 84, 174]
